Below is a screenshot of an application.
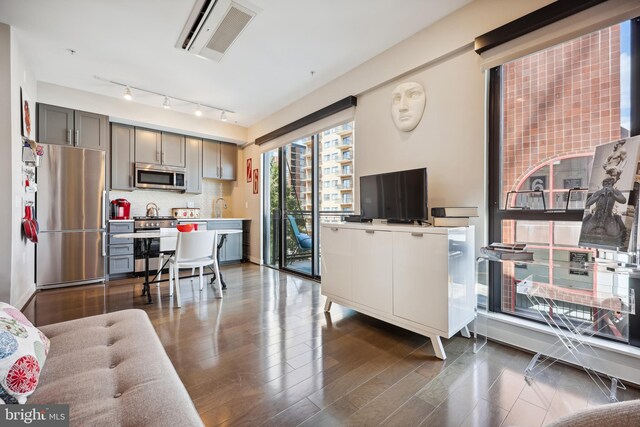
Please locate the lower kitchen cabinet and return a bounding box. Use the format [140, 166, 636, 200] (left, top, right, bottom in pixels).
[108, 222, 134, 276]
[207, 220, 243, 263]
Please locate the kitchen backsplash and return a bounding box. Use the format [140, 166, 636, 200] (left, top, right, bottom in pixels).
[109, 179, 235, 218]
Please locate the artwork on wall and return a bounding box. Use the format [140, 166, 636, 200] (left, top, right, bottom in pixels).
[391, 81, 426, 132]
[21, 87, 33, 140]
[253, 169, 259, 194]
[247, 158, 253, 182]
[579, 135, 640, 251]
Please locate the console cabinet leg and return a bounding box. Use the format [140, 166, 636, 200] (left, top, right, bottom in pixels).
[324, 298, 332, 312]
[461, 326, 471, 338]
[431, 335, 446, 360]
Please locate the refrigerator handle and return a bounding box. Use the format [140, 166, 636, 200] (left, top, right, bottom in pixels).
[102, 190, 106, 228]
[102, 231, 107, 257]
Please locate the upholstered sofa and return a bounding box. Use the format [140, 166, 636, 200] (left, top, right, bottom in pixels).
[29, 309, 203, 427]
[547, 399, 640, 426]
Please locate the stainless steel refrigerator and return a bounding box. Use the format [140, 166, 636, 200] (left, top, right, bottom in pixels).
[36, 144, 106, 288]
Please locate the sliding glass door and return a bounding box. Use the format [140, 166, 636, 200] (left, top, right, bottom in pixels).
[263, 121, 355, 278]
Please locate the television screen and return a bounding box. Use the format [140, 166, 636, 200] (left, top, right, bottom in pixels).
[360, 168, 427, 221]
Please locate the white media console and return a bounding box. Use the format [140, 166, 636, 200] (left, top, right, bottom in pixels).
[320, 222, 475, 359]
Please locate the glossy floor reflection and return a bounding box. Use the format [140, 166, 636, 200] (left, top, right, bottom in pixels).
[24, 264, 639, 426]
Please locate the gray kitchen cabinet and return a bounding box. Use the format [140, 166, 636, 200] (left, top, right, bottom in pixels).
[38, 103, 108, 150]
[37, 104, 74, 146]
[111, 123, 135, 191]
[185, 137, 202, 194]
[108, 222, 134, 276]
[74, 110, 108, 150]
[220, 142, 238, 180]
[203, 139, 237, 180]
[161, 132, 186, 168]
[207, 220, 243, 263]
[135, 128, 162, 165]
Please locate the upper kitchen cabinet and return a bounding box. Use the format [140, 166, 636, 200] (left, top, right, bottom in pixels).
[185, 137, 202, 194]
[161, 132, 186, 168]
[135, 129, 185, 168]
[37, 103, 107, 150]
[203, 139, 237, 180]
[135, 128, 161, 165]
[111, 123, 135, 191]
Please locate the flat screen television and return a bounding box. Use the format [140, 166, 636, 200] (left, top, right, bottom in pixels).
[360, 167, 428, 223]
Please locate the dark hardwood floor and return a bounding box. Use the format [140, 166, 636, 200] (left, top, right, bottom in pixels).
[23, 264, 639, 426]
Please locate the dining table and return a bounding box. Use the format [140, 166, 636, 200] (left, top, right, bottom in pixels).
[112, 229, 242, 304]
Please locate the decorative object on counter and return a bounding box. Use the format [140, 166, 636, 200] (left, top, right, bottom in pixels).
[214, 198, 227, 218]
[146, 202, 159, 218]
[176, 224, 195, 233]
[246, 158, 252, 182]
[579, 135, 640, 251]
[433, 217, 470, 227]
[253, 169, 259, 194]
[391, 81, 426, 132]
[172, 208, 200, 219]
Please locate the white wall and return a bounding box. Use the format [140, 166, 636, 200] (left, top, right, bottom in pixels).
[0, 24, 13, 303]
[243, 0, 554, 263]
[0, 24, 38, 307]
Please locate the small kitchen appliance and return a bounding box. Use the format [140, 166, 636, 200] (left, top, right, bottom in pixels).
[111, 199, 131, 220]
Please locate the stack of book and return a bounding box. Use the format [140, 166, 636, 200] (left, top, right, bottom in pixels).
[480, 242, 534, 261]
[430, 207, 478, 227]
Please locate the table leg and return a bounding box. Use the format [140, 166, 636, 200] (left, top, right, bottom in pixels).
[143, 238, 152, 304]
[217, 235, 227, 290]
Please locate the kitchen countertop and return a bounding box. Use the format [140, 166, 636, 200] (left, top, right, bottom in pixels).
[108, 219, 134, 222]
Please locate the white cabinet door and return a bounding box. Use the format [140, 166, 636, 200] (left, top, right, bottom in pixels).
[352, 229, 392, 314]
[392, 231, 449, 332]
[320, 226, 353, 301]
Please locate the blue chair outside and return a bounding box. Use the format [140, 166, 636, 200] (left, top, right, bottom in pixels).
[287, 215, 312, 256]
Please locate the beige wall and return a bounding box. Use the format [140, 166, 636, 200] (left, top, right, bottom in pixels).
[244, 0, 554, 263]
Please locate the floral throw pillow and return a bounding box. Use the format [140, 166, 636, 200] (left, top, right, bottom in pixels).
[0, 302, 49, 404]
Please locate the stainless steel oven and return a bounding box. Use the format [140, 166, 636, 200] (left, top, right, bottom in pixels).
[135, 163, 186, 191]
[134, 217, 177, 274]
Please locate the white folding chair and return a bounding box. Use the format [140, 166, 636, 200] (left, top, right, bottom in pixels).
[169, 230, 221, 307]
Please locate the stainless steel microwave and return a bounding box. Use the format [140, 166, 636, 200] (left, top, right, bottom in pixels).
[135, 163, 186, 191]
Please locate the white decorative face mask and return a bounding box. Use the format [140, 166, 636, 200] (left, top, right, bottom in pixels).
[391, 81, 426, 132]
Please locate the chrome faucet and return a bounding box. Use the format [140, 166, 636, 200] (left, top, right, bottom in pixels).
[214, 197, 227, 218]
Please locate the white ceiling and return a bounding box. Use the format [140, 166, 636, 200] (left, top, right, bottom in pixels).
[0, 0, 471, 127]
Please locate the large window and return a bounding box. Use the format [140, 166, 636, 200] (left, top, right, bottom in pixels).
[488, 19, 639, 344]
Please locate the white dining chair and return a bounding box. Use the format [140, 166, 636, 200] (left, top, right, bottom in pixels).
[169, 230, 221, 307]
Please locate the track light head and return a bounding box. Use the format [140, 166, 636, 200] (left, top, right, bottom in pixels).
[123, 86, 132, 101]
[163, 96, 171, 109]
[221, 110, 228, 122]
[195, 105, 203, 117]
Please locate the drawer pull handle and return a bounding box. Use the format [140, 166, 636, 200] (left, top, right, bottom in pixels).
[330, 228, 338, 231]
[411, 232, 423, 237]
[365, 230, 375, 234]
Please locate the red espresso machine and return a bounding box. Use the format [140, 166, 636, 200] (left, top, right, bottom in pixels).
[110, 199, 131, 220]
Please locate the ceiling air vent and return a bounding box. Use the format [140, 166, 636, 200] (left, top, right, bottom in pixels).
[176, 0, 259, 62]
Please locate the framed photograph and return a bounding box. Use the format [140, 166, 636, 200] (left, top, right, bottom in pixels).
[252, 169, 259, 194]
[246, 158, 252, 182]
[21, 87, 33, 139]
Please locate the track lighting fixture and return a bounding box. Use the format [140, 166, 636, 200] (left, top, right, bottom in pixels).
[94, 75, 235, 117]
